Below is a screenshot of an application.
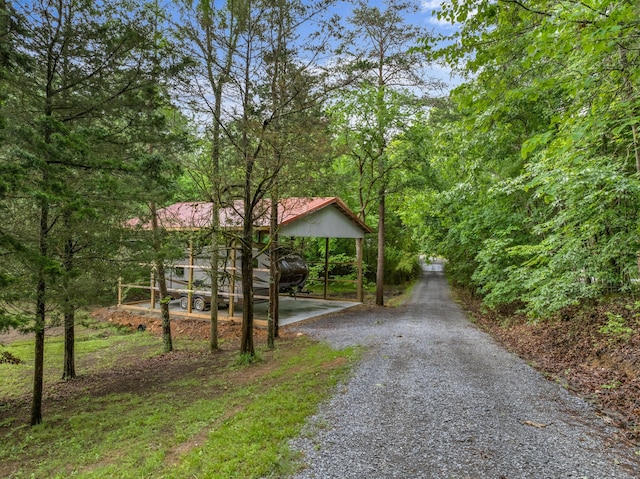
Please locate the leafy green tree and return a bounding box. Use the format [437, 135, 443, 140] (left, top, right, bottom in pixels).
[1, 0, 183, 424]
[331, 0, 440, 305]
[421, 0, 640, 316]
[176, 0, 337, 357]
[139, 2, 192, 355]
[174, 0, 246, 352]
[0, 0, 26, 332]
[231, 0, 337, 356]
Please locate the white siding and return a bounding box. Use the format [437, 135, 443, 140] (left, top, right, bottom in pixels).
[279, 206, 366, 238]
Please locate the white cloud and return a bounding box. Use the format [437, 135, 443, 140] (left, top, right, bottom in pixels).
[424, 4, 477, 30]
[421, 0, 445, 10]
[421, 1, 457, 31]
[428, 16, 455, 28]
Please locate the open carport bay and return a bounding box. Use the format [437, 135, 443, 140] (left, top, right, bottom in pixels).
[254, 296, 361, 326]
[120, 295, 361, 327]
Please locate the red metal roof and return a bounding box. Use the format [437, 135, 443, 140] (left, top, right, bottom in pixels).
[126, 197, 372, 234]
[125, 201, 213, 230]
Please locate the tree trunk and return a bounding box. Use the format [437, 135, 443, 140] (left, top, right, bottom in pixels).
[209, 70, 224, 352]
[31, 316, 44, 426]
[156, 260, 173, 354]
[62, 237, 75, 380]
[375, 60, 386, 307]
[210, 226, 219, 352]
[375, 188, 385, 306]
[268, 195, 279, 348]
[240, 38, 255, 358]
[32, 78, 52, 424]
[324, 237, 330, 299]
[62, 218, 76, 380]
[209, 172, 220, 352]
[62, 307, 75, 379]
[150, 201, 172, 354]
[240, 216, 254, 356]
[31, 202, 48, 426]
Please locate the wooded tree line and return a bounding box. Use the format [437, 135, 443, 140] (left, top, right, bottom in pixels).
[7, 0, 633, 428]
[0, 0, 435, 425]
[408, 0, 640, 317]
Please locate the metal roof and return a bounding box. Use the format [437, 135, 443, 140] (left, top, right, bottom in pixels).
[126, 197, 372, 238]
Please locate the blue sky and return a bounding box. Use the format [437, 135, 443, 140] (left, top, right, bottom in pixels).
[419, 0, 458, 33]
[418, 1, 465, 88]
[330, 0, 461, 88]
[413, 1, 463, 88]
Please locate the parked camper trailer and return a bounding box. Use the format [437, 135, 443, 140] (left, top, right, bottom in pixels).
[161, 249, 308, 311]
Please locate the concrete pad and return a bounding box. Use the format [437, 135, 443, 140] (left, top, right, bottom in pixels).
[120, 296, 360, 326]
[253, 296, 361, 326]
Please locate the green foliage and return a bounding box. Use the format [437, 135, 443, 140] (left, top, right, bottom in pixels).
[383, 248, 421, 285]
[0, 328, 359, 478]
[307, 253, 357, 282]
[327, 0, 439, 299]
[599, 312, 635, 341]
[416, 0, 640, 317]
[0, 0, 193, 421]
[0, 316, 28, 335]
[600, 379, 622, 390]
[234, 351, 263, 367]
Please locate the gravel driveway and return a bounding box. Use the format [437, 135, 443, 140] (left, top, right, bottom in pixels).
[288, 261, 640, 479]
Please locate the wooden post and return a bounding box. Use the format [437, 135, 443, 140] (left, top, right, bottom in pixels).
[188, 243, 194, 314]
[229, 241, 236, 318]
[324, 237, 329, 299]
[356, 237, 364, 302]
[117, 277, 122, 306]
[150, 272, 156, 310]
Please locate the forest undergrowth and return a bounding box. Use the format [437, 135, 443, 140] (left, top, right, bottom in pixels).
[453, 288, 640, 447]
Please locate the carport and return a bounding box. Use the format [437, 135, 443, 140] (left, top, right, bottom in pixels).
[120, 197, 372, 325]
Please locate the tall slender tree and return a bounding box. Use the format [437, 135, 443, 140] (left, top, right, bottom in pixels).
[420, 0, 640, 316]
[1, 0, 182, 424]
[174, 0, 245, 352]
[0, 0, 26, 332]
[332, 0, 441, 305]
[176, 0, 337, 356]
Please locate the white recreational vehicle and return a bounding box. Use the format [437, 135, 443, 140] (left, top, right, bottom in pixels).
[126, 197, 373, 309]
[162, 248, 308, 311]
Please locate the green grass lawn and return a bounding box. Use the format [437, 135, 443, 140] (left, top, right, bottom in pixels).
[0, 320, 360, 478]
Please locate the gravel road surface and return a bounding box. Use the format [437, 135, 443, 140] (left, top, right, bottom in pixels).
[288, 261, 640, 479]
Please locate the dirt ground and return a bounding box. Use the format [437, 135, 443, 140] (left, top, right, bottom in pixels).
[4, 292, 640, 448]
[90, 306, 271, 345]
[453, 289, 640, 446]
[0, 307, 301, 431]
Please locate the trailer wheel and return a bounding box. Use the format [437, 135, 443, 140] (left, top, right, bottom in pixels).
[193, 296, 206, 311]
[179, 296, 189, 309]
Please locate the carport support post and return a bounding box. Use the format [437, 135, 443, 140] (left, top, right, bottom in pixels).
[356, 237, 364, 302]
[150, 272, 156, 310]
[229, 242, 236, 318]
[324, 237, 329, 299]
[187, 243, 194, 314]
